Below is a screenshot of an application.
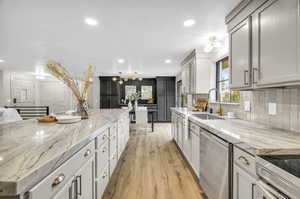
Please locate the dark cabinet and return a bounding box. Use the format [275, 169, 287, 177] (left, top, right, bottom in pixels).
[157, 77, 175, 122]
[100, 77, 120, 108]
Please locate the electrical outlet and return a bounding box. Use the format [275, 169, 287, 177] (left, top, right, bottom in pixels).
[268, 103, 277, 115]
[244, 101, 251, 112]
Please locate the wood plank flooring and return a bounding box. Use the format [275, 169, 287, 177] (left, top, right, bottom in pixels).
[102, 123, 205, 199]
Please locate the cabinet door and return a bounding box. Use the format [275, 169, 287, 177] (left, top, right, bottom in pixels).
[191, 132, 200, 178]
[76, 158, 94, 199]
[233, 165, 256, 199]
[254, 0, 300, 87]
[230, 17, 251, 89]
[53, 177, 76, 199]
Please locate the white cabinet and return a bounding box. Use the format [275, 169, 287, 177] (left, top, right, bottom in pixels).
[181, 49, 212, 94]
[190, 130, 200, 178]
[229, 17, 251, 89]
[76, 158, 94, 199]
[53, 153, 94, 199]
[52, 177, 76, 199]
[233, 165, 256, 199]
[233, 147, 257, 199]
[253, 0, 300, 87]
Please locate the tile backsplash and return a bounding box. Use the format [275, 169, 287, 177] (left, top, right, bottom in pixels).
[212, 88, 300, 133]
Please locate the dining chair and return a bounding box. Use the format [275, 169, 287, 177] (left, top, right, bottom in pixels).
[135, 107, 148, 133]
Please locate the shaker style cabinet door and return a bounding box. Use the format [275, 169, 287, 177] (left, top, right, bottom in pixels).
[233, 165, 256, 199]
[230, 17, 251, 89]
[53, 177, 76, 199]
[253, 0, 300, 87]
[76, 158, 94, 199]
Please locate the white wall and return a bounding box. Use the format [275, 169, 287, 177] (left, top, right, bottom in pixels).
[0, 70, 99, 112]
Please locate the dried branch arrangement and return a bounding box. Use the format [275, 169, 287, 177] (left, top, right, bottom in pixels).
[46, 61, 95, 119]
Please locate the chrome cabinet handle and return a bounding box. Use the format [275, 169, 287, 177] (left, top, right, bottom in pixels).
[76, 175, 82, 196]
[238, 156, 250, 166]
[244, 70, 249, 85]
[52, 174, 65, 187]
[253, 68, 258, 84]
[84, 149, 91, 157]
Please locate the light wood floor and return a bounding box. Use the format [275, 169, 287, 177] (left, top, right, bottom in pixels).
[102, 123, 205, 199]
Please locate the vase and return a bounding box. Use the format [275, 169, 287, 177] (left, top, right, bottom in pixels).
[134, 100, 138, 110]
[128, 101, 133, 110]
[77, 100, 89, 119]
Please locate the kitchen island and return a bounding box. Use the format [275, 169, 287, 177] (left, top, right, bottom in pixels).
[0, 109, 130, 199]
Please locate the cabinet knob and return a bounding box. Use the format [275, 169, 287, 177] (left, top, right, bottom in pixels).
[52, 174, 65, 187]
[84, 149, 91, 157]
[102, 172, 107, 179]
[102, 135, 107, 140]
[238, 156, 250, 166]
[102, 147, 107, 153]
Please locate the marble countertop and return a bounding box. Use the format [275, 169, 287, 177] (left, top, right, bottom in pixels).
[0, 109, 128, 196]
[171, 108, 300, 156]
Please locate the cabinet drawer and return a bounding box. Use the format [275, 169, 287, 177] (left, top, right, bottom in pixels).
[96, 128, 109, 149]
[96, 140, 109, 178]
[234, 147, 256, 176]
[109, 133, 117, 157]
[29, 140, 95, 199]
[97, 165, 109, 198]
[109, 152, 118, 177]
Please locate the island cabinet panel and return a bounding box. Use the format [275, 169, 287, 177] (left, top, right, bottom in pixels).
[253, 0, 300, 87]
[76, 158, 94, 199]
[28, 141, 95, 199]
[96, 165, 110, 199]
[96, 140, 109, 178]
[229, 17, 251, 89]
[52, 177, 76, 199]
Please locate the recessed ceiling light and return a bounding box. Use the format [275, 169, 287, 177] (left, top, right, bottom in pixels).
[85, 18, 98, 26]
[0, 59, 5, 63]
[183, 19, 196, 27]
[117, 59, 125, 64]
[165, 59, 172, 64]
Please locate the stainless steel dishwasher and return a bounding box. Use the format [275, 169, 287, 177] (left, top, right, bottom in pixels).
[199, 128, 229, 199]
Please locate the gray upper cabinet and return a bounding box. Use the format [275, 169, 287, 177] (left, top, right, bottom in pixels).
[227, 0, 300, 89]
[230, 17, 251, 89]
[253, 0, 300, 87]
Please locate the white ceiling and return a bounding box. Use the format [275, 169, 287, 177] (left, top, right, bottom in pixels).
[0, 0, 240, 77]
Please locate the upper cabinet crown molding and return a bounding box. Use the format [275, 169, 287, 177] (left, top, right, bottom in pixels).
[180, 49, 212, 94]
[227, 0, 300, 90]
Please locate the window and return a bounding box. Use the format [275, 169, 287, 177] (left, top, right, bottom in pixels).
[216, 57, 240, 103]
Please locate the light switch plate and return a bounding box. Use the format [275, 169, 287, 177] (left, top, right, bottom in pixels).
[244, 101, 251, 112]
[268, 103, 277, 115]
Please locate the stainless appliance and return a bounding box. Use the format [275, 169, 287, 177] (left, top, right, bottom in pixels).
[199, 129, 230, 199]
[256, 155, 300, 199]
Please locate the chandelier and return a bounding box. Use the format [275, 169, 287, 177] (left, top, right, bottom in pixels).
[112, 72, 143, 84]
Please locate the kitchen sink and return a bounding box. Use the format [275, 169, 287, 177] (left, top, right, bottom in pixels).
[192, 113, 224, 120]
